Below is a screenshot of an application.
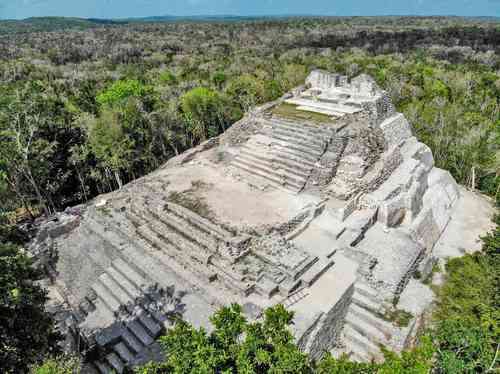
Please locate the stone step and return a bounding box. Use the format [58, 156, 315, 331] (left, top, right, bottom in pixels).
[264, 118, 334, 137]
[113, 341, 135, 364]
[232, 159, 303, 193]
[270, 131, 326, 154]
[121, 329, 144, 354]
[135, 223, 217, 284]
[286, 98, 362, 114]
[283, 288, 309, 307]
[138, 312, 162, 338]
[99, 273, 134, 309]
[210, 260, 254, 296]
[149, 220, 213, 265]
[240, 147, 312, 180]
[91, 281, 121, 313]
[244, 142, 317, 169]
[105, 352, 125, 374]
[106, 266, 142, 301]
[345, 312, 391, 346]
[300, 258, 335, 287]
[94, 361, 113, 374]
[79, 225, 118, 265]
[348, 304, 393, 337]
[296, 105, 345, 117]
[269, 143, 320, 165]
[149, 207, 219, 254]
[242, 145, 314, 175]
[127, 320, 154, 346]
[270, 124, 333, 146]
[266, 123, 333, 145]
[352, 292, 381, 314]
[337, 228, 364, 247]
[271, 125, 329, 148]
[124, 210, 146, 228]
[235, 153, 308, 185]
[134, 205, 214, 264]
[164, 202, 232, 241]
[233, 156, 306, 187]
[272, 138, 324, 159]
[112, 258, 149, 292]
[354, 282, 379, 302]
[343, 325, 383, 362]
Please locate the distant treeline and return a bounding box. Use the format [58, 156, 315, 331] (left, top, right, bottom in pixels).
[301, 26, 500, 55]
[0, 15, 498, 34]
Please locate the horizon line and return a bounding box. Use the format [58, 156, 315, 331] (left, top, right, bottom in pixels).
[1, 14, 499, 21]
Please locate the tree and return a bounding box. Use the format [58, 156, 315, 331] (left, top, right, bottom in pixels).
[225, 74, 265, 112]
[96, 79, 148, 108]
[180, 87, 228, 144]
[0, 84, 59, 217]
[87, 109, 135, 190]
[136, 304, 312, 373]
[0, 243, 61, 373]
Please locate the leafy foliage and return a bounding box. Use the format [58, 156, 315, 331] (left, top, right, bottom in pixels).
[0, 243, 61, 373]
[137, 304, 312, 373]
[30, 356, 80, 374]
[431, 214, 500, 373]
[97, 79, 148, 107]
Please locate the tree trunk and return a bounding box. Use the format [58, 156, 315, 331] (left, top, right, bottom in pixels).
[114, 170, 123, 190]
[76, 168, 88, 202]
[471, 166, 476, 191]
[24, 168, 50, 217]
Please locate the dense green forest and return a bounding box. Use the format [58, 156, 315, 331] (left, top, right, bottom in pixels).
[0, 18, 498, 219]
[0, 17, 498, 372]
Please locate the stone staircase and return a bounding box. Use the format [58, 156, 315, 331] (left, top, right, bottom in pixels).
[93, 308, 164, 373]
[126, 202, 255, 297]
[282, 287, 310, 308]
[337, 282, 393, 363]
[231, 117, 336, 193]
[74, 252, 167, 374]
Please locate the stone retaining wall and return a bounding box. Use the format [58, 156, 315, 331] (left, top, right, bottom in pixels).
[305, 284, 355, 360]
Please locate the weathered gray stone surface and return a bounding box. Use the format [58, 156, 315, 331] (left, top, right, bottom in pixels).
[30, 70, 494, 372]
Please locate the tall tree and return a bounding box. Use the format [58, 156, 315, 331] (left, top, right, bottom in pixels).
[0, 243, 61, 373]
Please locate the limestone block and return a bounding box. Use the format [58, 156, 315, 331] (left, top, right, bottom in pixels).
[379, 113, 413, 147]
[331, 193, 360, 222]
[337, 155, 368, 178]
[306, 70, 339, 90]
[378, 194, 407, 228]
[401, 137, 435, 171]
[423, 168, 460, 232]
[350, 74, 379, 97]
[382, 145, 403, 170]
[427, 168, 460, 205]
[409, 208, 442, 251]
[305, 285, 354, 360]
[406, 181, 425, 220]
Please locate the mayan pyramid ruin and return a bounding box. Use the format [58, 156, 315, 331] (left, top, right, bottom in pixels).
[30, 70, 491, 373]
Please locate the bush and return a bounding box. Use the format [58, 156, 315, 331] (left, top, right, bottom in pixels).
[97, 79, 148, 107]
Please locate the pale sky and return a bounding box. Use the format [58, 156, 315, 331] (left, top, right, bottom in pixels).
[1, 0, 499, 20]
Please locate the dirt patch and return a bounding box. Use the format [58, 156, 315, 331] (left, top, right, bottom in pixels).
[167, 180, 214, 219]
